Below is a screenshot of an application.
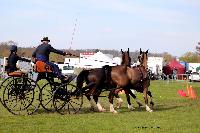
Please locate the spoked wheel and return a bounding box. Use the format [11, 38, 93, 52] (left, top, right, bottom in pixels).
[0, 77, 13, 106]
[2, 77, 40, 115]
[40, 82, 61, 111]
[53, 83, 83, 115]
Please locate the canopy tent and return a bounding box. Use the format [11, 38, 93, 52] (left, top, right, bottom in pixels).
[163, 59, 185, 79]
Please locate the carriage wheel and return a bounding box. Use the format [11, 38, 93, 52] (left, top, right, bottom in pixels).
[40, 82, 60, 111]
[53, 83, 83, 115]
[2, 77, 40, 115]
[0, 77, 13, 106]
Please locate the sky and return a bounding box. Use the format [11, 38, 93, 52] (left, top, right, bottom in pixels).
[0, 0, 200, 57]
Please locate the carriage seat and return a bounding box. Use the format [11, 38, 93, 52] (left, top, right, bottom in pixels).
[34, 61, 53, 73]
[7, 71, 25, 77]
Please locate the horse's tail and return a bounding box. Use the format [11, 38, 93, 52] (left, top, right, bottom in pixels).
[76, 69, 90, 89]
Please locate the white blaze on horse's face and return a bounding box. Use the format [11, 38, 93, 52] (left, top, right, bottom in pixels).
[138, 52, 148, 69]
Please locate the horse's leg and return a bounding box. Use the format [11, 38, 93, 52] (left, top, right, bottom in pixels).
[91, 83, 105, 112]
[93, 92, 106, 112]
[148, 91, 154, 107]
[108, 89, 118, 113]
[125, 89, 136, 111]
[114, 88, 123, 109]
[143, 88, 153, 112]
[116, 95, 123, 109]
[126, 93, 134, 111]
[128, 89, 143, 107]
[85, 87, 96, 111]
[85, 95, 95, 111]
[86, 95, 95, 111]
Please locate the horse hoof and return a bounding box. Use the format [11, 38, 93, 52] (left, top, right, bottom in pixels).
[113, 110, 118, 114]
[148, 109, 153, 112]
[130, 107, 135, 111]
[128, 105, 135, 111]
[99, 108, 106, 112]
[110, 110, 118, 114]
[146, 105, 153, 112]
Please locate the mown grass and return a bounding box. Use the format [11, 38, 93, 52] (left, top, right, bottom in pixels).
[0, 80, 200, 133]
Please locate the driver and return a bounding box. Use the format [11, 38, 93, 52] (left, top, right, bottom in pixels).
[32, 37, 72, 82]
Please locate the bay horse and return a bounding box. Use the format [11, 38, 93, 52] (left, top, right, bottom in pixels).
[76, 65, 110, 112]
[77, 49, 153, 113]
[107, 48, 153, 113]
[116, 48, 154, 110]
[136, 49, 154, 108]
[76, 49, 133, 112]
[115, 49, 143, 110]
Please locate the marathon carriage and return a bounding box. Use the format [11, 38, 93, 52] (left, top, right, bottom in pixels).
[35, 61, 83, 115]
[0, 61, 83, 115]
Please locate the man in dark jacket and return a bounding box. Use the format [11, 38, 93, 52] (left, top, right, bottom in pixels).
[32, 37, 71, 81]
[6, 45, 31, 73]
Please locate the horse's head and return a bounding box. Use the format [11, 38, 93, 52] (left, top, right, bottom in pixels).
[121, 48, 131, 66]
[138, 48, 148, 69]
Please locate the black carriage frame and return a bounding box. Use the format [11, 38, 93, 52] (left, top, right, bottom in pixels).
[0, 71, 83, 115]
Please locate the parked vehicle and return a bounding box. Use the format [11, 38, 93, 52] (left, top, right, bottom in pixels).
[60, 65, 75, 76]
[189, 72, 200, 82]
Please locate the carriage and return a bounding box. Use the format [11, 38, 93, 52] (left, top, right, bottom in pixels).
[0, 48, 153, 115]
[0, 61, 83, 115]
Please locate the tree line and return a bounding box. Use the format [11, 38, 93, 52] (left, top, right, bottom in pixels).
[1, 41, 200, 63]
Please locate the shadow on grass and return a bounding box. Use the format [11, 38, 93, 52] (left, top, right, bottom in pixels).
[2, 101, 183, 116]
[0, 104, 184, 116]
[34, 103, 183, 115]
[153, 104, 183, 112]
[114, 104, 183, 114]
[35, 107, 104, 115]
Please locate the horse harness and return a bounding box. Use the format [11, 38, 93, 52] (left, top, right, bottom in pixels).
[85, 66, 112, 94]
[136, 66, 149, 88]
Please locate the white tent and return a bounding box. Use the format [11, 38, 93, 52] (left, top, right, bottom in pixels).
[79, 51, 119, 68]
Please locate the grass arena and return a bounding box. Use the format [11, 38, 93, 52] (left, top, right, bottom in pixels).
[0, 79, 199, 133]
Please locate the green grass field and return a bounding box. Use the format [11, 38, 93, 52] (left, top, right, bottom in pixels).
[0, 80, 200, 133]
